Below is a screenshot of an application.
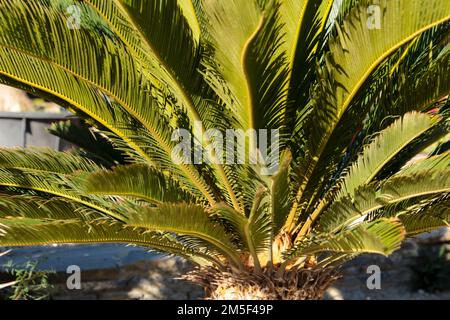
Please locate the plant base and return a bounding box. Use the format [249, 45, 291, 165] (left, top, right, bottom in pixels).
[183, 266, 341, 300]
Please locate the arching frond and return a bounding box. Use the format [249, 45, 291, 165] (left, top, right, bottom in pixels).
[287, 219, 405, 260]
[126, 203, 243, 268]
[0, 194, 103, 221]
[294, 112, 443, 238]
[0, 168, 126, 221]
[0, 219, 216, 265]
[279, 0, 334, 124]
[82, 0, 241, 210]
[337, 112, 440, 200]
[86, 164, 194, 203]
[201, 0, 288, 135]
[399, 198, 450, 235]
[0, 147, 102, 174]
[0, 0, 160, 165]
[213, 188, 271, 272]
[317, 158, 450, 232]
[82, 0, 203, 124]
[291, 31, 450, 224]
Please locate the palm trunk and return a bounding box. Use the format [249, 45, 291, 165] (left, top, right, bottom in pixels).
[183, 266, 341, 300]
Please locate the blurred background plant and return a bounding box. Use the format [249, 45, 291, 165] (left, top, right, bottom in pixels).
[411, 244, 450, 293]
[0, 258, 54, 300]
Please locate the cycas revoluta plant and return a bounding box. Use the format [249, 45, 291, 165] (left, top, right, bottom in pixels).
[0, 0, 449, 300]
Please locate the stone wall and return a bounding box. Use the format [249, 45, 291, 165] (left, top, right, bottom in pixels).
[52, 258, 204, 300]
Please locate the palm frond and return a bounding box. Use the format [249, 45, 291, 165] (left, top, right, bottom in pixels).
[201, 0, 288, 136]
[279, 0, 334, 125]
[126, 203, 243, 268]
[0, 168, 126, 221]
[48, 120, 128, 167]
[399, 198, 450, 235]
[0, 218, 216, 265]
[86, 164, 194, 203]
[317, 157, 450, 232]
[84, 0, 243, 210]
[0, 194, 102, 221]
[295, 112, 443, 238]
[0, 147, 102, 174]
[287, 218, 405, 260]
[337, 112, 440, 200]
[214, 188, 271, 272]
[0, 0, 162, 165]
[269, 149, 293, 235]
[0, 0, 219, 204]
[82, 0, 204, 124]
[293, 29, 450, 220]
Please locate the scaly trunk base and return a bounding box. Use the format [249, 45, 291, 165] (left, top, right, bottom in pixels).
[183, 266, 341, 300]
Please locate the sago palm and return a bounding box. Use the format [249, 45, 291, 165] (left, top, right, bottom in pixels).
[0, 0, 449, 300]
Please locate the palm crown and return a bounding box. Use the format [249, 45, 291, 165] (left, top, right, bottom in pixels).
[0, 0, 449, 299]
